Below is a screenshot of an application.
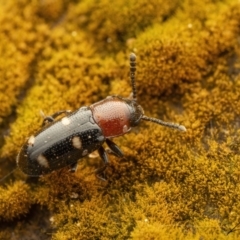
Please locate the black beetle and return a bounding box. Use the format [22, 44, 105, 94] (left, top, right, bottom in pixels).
[17, 53, 186, 176]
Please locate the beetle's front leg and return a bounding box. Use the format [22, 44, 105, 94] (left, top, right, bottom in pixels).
[106, 139, 124, 158]
[40, 110, 72, 126]
[95, 146, 109, 181]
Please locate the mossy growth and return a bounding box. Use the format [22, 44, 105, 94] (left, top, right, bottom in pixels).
[1, 0, 240, 239]
[0, 181, 31, 221]
[66, 0, 180, 52]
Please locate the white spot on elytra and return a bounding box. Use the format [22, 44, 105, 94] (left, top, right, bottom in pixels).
[123, 125, 128, 133]
[61, 117, 70, 126]
[82, 149, 88, 156]
[72, 136, 82, 149]
[37, 154, 49, 168]
[28, 135, 35, 146]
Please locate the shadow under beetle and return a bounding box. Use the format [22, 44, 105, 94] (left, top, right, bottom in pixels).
[17, 53, 186, 176]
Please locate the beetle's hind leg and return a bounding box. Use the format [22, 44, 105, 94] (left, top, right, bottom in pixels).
[40, 110, 72, 126]
[106, 139, 124, 158]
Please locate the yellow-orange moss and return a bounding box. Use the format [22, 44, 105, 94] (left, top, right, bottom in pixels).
[37, 0, 66, 22]
[0, 0, 240, 239]
[0, 0, 51, 125]
[66, 0, 180, 52]
[0, 27, 113, 160]
[0, 181, 31, 221]
[130, 2, 240, 98]
[131, 219, 240, 240]
[50, 183, 173, 239]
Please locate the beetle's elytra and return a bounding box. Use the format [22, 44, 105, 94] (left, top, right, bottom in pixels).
[17, 53, 186, 176]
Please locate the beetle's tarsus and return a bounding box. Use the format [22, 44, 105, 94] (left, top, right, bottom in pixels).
[69, 162, 78, 173]
[95, 173, 107, 181]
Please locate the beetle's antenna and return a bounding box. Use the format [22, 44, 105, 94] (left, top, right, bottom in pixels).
[129, 53, 137, 101]
[142, 115, 186, 132]
[0, 167, 18, 183]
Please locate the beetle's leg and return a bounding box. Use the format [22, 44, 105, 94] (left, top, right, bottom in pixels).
[106, 139, 124, 158]
[40, 110, 72, 126]
[69, 162, 78, 173]
[50, 110, 72, 119]
[41, 116, 55, 126]
[89, 150, 99, 158]
[95, 146, 109, 181]
[128, 92, 134, 100]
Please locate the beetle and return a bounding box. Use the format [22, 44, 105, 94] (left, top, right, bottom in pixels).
[17, 53, 186, 176]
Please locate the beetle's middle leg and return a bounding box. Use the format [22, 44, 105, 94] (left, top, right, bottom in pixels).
[40, 110, 72, 126]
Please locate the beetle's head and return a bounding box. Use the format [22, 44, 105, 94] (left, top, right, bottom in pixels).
[126, 53, 186, 132]
[124, 99, 144, 127]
